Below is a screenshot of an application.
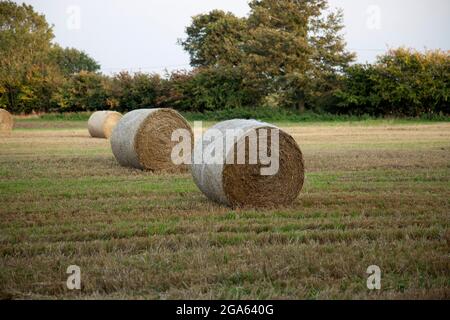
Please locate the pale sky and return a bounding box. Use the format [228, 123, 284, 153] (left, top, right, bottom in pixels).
[15, 0, 450, 74]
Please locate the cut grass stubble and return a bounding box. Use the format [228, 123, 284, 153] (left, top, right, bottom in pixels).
[0, 120, 449, 299]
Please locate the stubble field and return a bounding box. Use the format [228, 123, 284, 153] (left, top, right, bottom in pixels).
[0, 119, 449, 299]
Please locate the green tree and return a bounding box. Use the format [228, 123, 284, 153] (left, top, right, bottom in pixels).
[50, 45, 100, 77]
[179, 10, 246, 67]
[0, 0, 56, 113]
[243, 0, 355, 111]
[180, 0, 354, 111]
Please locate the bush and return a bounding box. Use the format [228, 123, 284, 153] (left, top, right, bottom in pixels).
[158, 67, 260, 112]
[52, 71, 109, 112]
[157, 70, 196, 111]
[107, 72, 162, 112]
[335, 48, 450, 116]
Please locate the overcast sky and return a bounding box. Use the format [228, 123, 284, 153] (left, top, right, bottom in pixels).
[16, 0, 450, 74]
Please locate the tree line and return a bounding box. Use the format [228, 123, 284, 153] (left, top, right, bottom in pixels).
[0, 0, 448, 116]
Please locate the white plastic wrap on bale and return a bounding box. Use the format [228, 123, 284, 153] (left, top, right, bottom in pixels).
[88, 111, 122, 138]
[191, 119, 276, 206]
[110, 109, 159, 169]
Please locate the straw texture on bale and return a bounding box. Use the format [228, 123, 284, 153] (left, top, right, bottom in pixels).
[0, 109, 13, 134]
[88, 111, 122, 139]
[110, 108, 193, 172]
[191, 119, 304, 208]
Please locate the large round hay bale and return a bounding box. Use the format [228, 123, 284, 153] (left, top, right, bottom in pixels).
[191, 119, 304, 208]
[0, 109, 13, 134]
[110, 108, 193, 172]
[88, 111, 122, 139]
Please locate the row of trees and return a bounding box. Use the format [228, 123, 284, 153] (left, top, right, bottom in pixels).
[177, 0, 449, 115]
[1, 0, 449, 116]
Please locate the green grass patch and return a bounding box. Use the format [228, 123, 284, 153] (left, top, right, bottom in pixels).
[13, 109, 450, 125]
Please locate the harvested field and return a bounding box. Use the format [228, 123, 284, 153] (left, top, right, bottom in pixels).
[0, 119, 449, 299]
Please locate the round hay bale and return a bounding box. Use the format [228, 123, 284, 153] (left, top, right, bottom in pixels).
[191, 119, 304, 208]
[110, 108, 193, 172]
[0, 109, 13, 134]
[88, 111, 122, 139]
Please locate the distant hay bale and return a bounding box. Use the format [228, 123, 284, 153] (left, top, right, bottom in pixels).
[0, 109, 13, 134]
[88, 111, 122, 139]
[110, 108, 193, 172]
[191, 119, 304, 208]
